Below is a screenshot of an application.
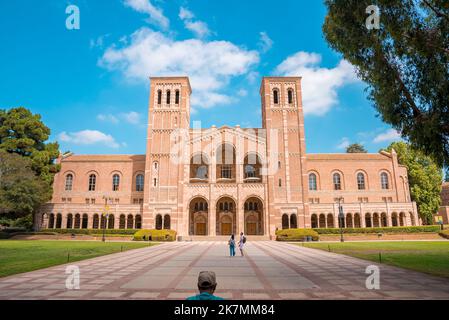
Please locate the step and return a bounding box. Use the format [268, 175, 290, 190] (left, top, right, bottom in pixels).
[178, 235, 272, 242]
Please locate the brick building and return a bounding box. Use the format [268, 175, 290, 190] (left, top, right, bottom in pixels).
[438, 182, 449, 224]
[36, 76, 420, 238]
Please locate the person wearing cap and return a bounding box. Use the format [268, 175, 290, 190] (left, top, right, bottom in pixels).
[186, 271, 224, 300]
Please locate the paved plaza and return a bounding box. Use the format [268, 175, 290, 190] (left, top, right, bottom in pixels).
[1, 241, 449, 300]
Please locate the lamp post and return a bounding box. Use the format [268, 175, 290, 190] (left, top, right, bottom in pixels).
[338, 197, 345, 243]
[102, 196, 110, 243]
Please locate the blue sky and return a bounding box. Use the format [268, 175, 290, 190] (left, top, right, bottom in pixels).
[0, 0, 402, 155]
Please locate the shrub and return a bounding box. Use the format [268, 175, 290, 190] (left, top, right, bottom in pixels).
[439, 230, 449, 239]
[40, 229, 138, 235]
[314, 226, 440, 235]
[275, 228, 319, 241]
[133, 229, 177, 241]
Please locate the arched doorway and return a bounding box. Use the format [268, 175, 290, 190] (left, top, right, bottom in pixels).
[282, 214, 289, 229]
[155, 214, 163, 230]
[216, 197, 236, 235]
[74, 214, 81, 229]
[67, 214, 73, 229]
[163, 215, 171, 229]
[244, 197, 264, 235]
[373, 213, 380, 227]
[381, 212, 388, 227]
[48, 213, 55, 229]
[365, 213, 372, 228]
[127, 215, 134, 229]
[82, 214, 88, 229]
[92, 214, 99, 229]
[290, 214, 297, 229]
[392, 212, 398, 227]
[189, 197, 209, 236]
[119, 215, 126, 229]
[354, 213, 361, 228]
[399, 212, 406, 226]
[55, 214, 62, 229]
[311, 214, 318, 228]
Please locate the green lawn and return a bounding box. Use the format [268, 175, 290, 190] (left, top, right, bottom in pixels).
[302, 241, 449, 279]
[0, 240, 155, 278]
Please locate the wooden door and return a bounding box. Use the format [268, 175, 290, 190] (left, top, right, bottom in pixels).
[221, 223, 232, 235]
[196, 223, 206, 235]
[247, 223, 257, 235]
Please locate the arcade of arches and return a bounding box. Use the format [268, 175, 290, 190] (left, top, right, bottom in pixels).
[310, 211, 416, 229]
[188, 196, 265, 236]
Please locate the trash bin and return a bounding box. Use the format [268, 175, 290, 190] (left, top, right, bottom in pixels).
[307, 236, 312, 242]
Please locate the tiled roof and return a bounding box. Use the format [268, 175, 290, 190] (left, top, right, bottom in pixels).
[61, 154, 145, 162]
[306, 153, 390, 161]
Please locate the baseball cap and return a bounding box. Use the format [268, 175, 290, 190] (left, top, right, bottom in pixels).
[198, 271, 217, 288]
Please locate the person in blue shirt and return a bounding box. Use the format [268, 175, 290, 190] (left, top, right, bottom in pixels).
[228, 234, 236, 257]
[187, 271, 224, 300]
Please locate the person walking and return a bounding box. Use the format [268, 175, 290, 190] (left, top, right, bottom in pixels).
[228, 234, 236, 257]
[238, 232, 246, 257]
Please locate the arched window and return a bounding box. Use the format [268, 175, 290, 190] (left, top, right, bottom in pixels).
[175, 90, 180, 104]
[136, 174, 144, 192]
[357, 173, 366, 190]
[245, 165, 256, 178]
[65, 174, 73, 191]
[88, 174, 96, 191]
[157, 90, 162, 105]
[153, 178, 157, 187]
[287, 89, 293, 104]
[279, 179, 282, 187]
[333, 173, 342, 190]
[309, 173, 317, 191]
[154, 162, 158, 170]
[119, 215, 126, 229]
[381, 172, 389, 189]
[112, 174, 120, 191]
[273, 89, 279, 104]
[166, 90, 171, 104]
[127, 215, 134, 229]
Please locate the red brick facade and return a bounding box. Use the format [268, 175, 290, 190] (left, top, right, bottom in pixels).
[37, 76, 420, 237]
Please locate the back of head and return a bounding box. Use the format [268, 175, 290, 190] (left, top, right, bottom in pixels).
[198, 271, 217, 292]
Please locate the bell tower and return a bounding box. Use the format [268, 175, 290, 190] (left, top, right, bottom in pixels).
[260, 77, 310, 233]
[142, 77, 192, 230]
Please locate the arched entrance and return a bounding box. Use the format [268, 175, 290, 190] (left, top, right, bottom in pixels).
[244, 197, 264, 235]
[189, 197, 209, 236]
[216, 197, 236, 235]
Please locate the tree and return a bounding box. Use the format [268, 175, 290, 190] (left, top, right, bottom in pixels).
[383, 142, 442, 224]
[0, 107, 60, 186]
[323, 0, 449, 167]
[0, 150, 50, 218]
[346, 143, 368, 153]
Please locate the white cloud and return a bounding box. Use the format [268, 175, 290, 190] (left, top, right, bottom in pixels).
[124, 0, 169, 29]
[373, 129, 402, 143]
[275, 51, 359, 116]
[237, 89, 248, 97]
[258, 32, 273, 53]
[58, 130, 120, 148]
[97, 113, 119, 124]
[178, 7, 210, 38]
[90, 34, 109, 49]
[99, 27, 259, 109]
[122, 111, 141, 124]
[179, 7, 194, 20]
[336, 137, 350, 150]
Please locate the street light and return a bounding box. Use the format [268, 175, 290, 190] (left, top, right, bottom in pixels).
[338, 197, 345, 243]
[102, 196, 110, 243]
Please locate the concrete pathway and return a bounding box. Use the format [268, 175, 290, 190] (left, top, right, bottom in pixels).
[1, 241, 449, 300]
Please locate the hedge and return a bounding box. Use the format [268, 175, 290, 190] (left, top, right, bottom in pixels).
[439, 230, 449, 240]
[41, 229, 138, 235]
[313, 226, 440, 235]
[133, 229, 177, 241]
[275, 229, 319, 241]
